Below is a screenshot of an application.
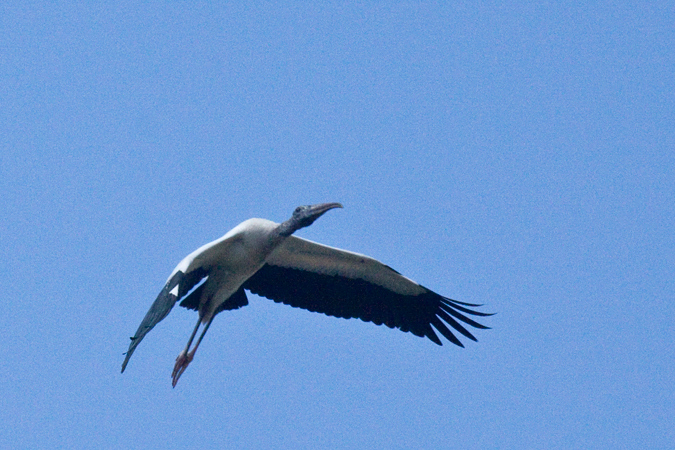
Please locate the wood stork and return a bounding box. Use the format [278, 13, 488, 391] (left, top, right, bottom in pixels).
[121, 203, 491, 386]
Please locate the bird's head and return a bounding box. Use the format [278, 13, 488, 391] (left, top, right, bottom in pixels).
[278, 202, 343, 236]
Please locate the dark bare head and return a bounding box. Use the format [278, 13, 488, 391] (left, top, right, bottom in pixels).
[277, 202, 343, 237]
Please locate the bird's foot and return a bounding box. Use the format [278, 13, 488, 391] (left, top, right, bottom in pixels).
[171, 349, 194, 387]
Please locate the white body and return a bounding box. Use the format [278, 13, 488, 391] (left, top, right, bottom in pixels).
[168, 218, 281, 321]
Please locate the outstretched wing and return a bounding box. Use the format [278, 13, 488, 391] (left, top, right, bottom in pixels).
[243, 236, 491, 346]
[121, 267, 208, 373]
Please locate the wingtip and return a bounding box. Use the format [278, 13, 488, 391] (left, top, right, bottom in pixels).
[121, 350, 133, 373]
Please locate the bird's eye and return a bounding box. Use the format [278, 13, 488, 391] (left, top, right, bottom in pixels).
[294, 206, 304, 214]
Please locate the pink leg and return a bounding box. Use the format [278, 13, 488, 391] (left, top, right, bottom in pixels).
[171, 315, 214, 387]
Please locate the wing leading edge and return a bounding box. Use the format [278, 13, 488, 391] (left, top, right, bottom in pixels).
[121, 267, 208, 373]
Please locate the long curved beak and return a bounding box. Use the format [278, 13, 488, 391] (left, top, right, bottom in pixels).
[308, 202, 343, 217]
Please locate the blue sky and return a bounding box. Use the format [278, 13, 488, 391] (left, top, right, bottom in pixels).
[1, 2, 673, 449]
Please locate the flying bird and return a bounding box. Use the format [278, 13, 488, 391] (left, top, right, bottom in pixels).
[122, 203, 491, 386]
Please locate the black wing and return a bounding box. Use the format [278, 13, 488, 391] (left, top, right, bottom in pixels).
[121, 267, 208, 373]
[243, 263, 491, 346]
[179, 283, 250, 314]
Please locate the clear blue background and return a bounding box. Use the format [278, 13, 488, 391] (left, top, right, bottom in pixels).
[2, 2, 673, 449]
